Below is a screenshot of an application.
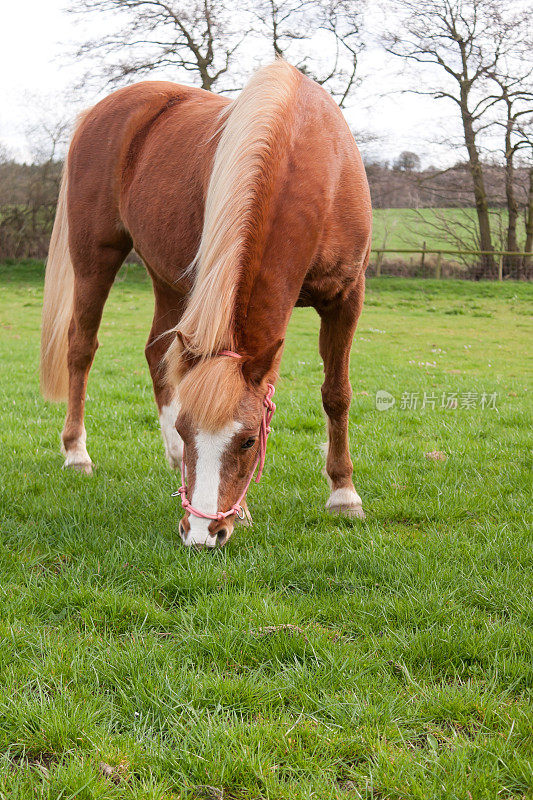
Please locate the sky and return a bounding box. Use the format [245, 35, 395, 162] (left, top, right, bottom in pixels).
[0, 0, 461, 166]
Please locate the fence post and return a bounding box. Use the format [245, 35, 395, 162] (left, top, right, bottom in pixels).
[376, 250, 383, 277]
[368, 247, 529, 280]
[435, 251, 442, 279]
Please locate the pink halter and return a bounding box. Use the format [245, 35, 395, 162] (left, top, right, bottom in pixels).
[172, 350, 276, 522]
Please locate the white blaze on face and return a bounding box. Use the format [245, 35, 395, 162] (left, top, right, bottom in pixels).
[159, 398, 183, 469]
[183, 421, 242, 549]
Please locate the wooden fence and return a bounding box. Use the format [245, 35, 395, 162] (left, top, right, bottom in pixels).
[371, 245, 532, 280]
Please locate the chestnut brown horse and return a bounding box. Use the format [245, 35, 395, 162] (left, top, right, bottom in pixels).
[40, 59, 372, 549]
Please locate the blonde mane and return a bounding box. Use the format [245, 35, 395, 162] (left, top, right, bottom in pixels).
[164, 60, 299, 428]
[176, 355, 247, 430]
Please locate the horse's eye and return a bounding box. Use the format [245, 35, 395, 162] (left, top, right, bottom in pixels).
[241, 437, 256, 450]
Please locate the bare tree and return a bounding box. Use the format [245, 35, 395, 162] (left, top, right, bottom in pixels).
[517, 119, 533, 269]
[487, 59, 533, 273]
[252, 0, 306, 58]
[383, 0, 528, 275]
[525, 166, 533, 262]
[0, 113, 68, 260]
[251, 0, 364, 106]
[70, 0, 242, 92]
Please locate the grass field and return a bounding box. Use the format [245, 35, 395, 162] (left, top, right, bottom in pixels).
[372, 208, 529, 255]
[0, 261, 532, 800]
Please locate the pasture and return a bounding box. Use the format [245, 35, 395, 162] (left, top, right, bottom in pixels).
[0, 261, 532, 799]
[372, 208, 529, 255]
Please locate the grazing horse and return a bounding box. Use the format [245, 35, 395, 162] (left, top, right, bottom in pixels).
[40, 60, 372, 549]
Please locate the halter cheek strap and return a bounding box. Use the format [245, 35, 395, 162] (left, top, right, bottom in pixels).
[171, 350, 276, 522]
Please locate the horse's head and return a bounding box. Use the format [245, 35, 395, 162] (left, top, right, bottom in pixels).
[172, 337, 282, 549]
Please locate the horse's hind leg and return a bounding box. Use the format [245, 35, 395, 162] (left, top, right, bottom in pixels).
[318, 274, 365, 519]
[61, 243, 130, 472]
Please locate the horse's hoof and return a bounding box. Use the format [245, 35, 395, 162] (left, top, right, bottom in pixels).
[327, 502, 365, 520]
[62, 458, 93, 475]
[326, 488, 365, 519]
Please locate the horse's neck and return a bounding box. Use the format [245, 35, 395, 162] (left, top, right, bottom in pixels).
[234, 265, 295, 359]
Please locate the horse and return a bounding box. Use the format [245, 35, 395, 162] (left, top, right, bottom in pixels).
[40, 59, 372, 549]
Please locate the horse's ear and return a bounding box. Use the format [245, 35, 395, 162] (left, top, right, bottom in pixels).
[175, 330, 192, 352]
[173, 330, 200, 375]
[242, 339, 284, 386]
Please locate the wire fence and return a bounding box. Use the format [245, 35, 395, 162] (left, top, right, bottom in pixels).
[370, 245, 532, 280]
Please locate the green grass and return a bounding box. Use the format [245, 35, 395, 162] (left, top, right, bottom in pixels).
[0, 260, 532, 800]
[372, 208, 529, 254]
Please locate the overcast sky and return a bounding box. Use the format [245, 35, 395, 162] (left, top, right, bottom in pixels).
[0, 0, 460, 166]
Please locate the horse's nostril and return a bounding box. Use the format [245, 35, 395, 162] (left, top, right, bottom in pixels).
[216, 528, 227, 545]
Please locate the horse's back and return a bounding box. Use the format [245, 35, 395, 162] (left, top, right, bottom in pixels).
[118, 87, 229, 282]
[66, 81, 226, 268]
[66, 71, 370, 296]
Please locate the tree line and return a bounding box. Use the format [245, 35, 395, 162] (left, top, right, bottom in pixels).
[1, 0, 532, 276]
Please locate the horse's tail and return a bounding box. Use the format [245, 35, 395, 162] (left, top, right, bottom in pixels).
[40, 165, 74, 401]
[168, 59, 300, 375]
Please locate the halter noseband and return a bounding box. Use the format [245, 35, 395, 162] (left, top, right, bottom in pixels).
[172, 350, 276, 522]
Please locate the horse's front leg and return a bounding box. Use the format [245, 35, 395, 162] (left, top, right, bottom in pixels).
[145, 281, 187, 470]
[318, 279, 365, 519]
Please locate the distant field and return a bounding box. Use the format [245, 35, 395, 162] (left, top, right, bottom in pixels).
[1, 261, 532, 799]
[372, 208, 527, 254]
